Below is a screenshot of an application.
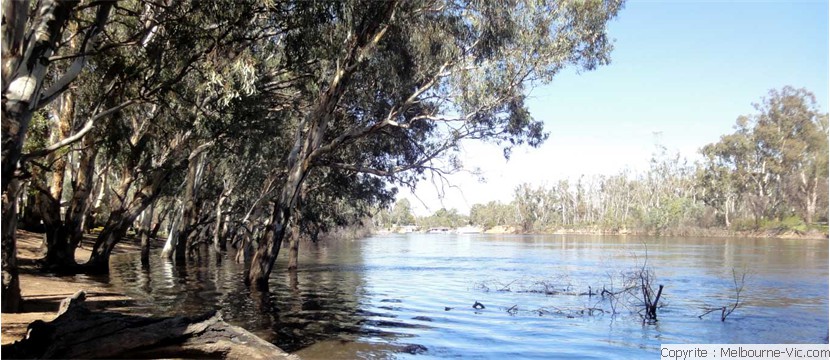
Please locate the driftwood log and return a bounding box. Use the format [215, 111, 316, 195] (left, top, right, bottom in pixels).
[3, 291, 298, 359]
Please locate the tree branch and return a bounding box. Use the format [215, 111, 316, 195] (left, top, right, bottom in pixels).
[22, 99, 137, 160]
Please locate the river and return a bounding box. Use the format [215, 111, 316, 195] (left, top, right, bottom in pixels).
[104, 234, 828, 359]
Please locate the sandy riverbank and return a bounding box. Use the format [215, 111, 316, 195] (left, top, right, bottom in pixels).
[0, 230, 146, 345]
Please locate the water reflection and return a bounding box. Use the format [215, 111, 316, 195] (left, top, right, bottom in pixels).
[109, 234, 829, 359]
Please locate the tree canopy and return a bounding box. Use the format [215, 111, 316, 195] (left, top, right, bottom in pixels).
[1, 0, 626, 305]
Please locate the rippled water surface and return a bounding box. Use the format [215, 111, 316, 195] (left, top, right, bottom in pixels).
[108, 234, 828, 359]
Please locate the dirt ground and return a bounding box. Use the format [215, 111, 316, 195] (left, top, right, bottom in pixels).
[1, 230, 148, 345]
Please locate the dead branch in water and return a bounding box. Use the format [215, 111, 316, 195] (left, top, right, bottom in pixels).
[474, 247, 667, 323]
[699, 268, 747, 321]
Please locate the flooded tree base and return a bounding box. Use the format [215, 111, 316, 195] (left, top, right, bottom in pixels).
[3, 291, 297, 359]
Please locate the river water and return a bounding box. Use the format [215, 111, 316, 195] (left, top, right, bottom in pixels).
[106, 234, 828, 359]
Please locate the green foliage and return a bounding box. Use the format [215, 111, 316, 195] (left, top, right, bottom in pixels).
[470, 201, 515, 229]
[644, 197, 698, 234]
[417, 208, 469, 229]
[700, 86, 829, 227]
[760, 216, 808, 233]
[21, 111, 50, 154]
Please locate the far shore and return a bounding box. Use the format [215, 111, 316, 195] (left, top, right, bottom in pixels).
[377, 225, 828, 240]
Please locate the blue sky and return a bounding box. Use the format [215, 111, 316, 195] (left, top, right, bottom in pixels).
[404, 1, 829, 216]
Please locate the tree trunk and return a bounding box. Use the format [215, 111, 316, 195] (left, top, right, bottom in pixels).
[37, 183, 74, 270]
[85, 220, 127, 273]
[64, 139, 98, 255]
[1, 180, 22, 312]
[724, 198, 731, 228]
[2, 291, 297, 359]
[804, 174, 818, 226]
[1, 0, 77, 192]
[247, 164, 307, 289]
[287, 220, 300, 271]
[39, 141, 98, 271]
[44, 26, 77, 207]
[47, 93, 73, 202]
[174, 152, 205, 263]
[161, 207, 182, 259]
[86, 179, 165, 273]
[213, 187, 229, 252]
[139, 204, 154, 267]
[87, 161, 110, 230]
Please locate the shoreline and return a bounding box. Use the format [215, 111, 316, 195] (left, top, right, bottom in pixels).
[377, 225, 828, 240]
[2, 230, 298, 359]
[1, 230, 144, 345]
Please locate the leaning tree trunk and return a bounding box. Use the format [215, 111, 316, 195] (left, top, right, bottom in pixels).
[84, 215, 130, 273]
[1, 180, 23, 312]
[85, 175, 167, 273]
[3, 291, 298, 359]
[247, 164, 307, 289]
[244, 2, 396, 286]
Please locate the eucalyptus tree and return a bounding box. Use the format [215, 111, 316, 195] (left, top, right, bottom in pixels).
[470, 201, 515, 229]
[2, 0, 114, 189]
[750, 87, 828, 225]
[82, 0, 282, 272]
[2, 0, 115, 311]
[389, 198, 415, 226]
[247, 0, 624, 288]
[7, 0, 284, 274]
[700, 87, 829, 227]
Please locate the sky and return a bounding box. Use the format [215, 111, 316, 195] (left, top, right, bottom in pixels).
[403, 1, 830, 216]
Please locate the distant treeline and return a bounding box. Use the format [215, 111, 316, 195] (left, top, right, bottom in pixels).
[378, 87, 829, 235]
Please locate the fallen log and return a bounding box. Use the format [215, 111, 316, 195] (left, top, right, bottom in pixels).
[3, 290, 298, 359]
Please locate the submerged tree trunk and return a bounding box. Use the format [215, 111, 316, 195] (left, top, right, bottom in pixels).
[139, 205, 154, 267]
[287, 220, 300, 271]
[247, 165, 306, 288]
[84, 216, 129, 273]
[86, 173, 169, 273]
[174, 151, 206, 263]
[161, 209, 181, 259]
[1, 180, 22, 312]
[246, 1, 397, 288]
[213, 185, 230, 252]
